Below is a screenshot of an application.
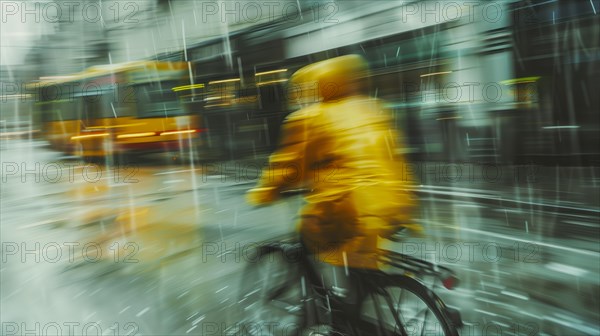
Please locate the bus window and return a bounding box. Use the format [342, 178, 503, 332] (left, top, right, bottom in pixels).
[82, 97, 102, 124]
[135, 81, 186, 118]
[95, 89, 136, 118]
[50, 100, 79, 121]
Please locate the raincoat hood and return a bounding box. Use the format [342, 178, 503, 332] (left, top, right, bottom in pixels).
[290, 54, 370, 102]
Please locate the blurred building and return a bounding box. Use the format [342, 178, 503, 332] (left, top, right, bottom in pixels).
[19, 0, 600, 164]
[25, 0, 304, 72]
[511, 0, 600, 165]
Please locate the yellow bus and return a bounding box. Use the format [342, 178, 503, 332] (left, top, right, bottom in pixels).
[29, 61, 201, 158]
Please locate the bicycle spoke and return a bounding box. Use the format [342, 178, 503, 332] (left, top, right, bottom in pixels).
[394, 287, 405, 334]
[358, 276, 457, 336]
[397, 288, 446, 335]
[371, 291, 392, 336]
[420, 308, 430, 336]
[380, 288, 408, 336]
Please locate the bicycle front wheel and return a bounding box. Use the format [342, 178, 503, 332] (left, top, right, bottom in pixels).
[359, 274, 460, 336]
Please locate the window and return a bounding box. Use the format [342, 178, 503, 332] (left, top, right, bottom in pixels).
[135, 81, 186, 118]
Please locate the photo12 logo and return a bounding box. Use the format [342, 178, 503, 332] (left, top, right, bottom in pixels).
[403, 162, 540, 184]
[398, 1, 504, 24]
[199, 321, 310, 336]
[1, 1, 140, 24]
[402, 321, 540, 336]
[1, 162, 139, 184]
[396, 241, 542, 264]
[2, 241, 140, 264]
[1, 81, 138, 104]
[198, 240, 542, 265]
[199, 1, 339, 24]
[1, 322, 139, 336]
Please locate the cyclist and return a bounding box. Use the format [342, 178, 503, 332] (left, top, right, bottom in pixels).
[246, 54, 422, 331]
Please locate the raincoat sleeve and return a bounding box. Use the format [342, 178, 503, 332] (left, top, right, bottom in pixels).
[246, 109, 313, 205]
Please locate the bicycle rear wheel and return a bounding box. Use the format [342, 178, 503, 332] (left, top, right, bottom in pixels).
[228, 247, 307, 336]
[359, 274, 460, 336]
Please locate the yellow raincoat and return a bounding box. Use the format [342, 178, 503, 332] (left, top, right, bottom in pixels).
[247, 55, 421, 269]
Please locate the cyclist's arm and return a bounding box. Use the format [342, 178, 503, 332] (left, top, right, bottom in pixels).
[247, 108, 314, 205]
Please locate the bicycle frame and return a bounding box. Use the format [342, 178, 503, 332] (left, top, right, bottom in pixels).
[250, 238, 462, 335]
[237, 192, 461, 335]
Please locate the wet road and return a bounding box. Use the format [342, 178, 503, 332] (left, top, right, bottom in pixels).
[1, 139, 599, 335]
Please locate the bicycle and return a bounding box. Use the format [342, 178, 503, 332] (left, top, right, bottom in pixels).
[228, 191, 463, 336]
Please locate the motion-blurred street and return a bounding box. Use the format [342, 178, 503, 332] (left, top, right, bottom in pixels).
[2, 1, 600, 334]
[2, 139, 598, 335]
